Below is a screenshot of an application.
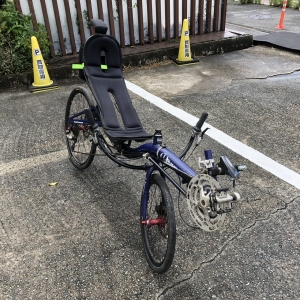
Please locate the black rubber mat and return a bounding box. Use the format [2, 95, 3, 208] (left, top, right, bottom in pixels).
[253, 32, 300, 51]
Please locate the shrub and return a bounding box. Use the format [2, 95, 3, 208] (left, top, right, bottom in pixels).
[0, 2, 51, 76]
[287, 0, 300, 8]
[269, 0, 284, 6]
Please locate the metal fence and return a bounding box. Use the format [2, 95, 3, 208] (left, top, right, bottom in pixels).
[14, 0, 227, 56]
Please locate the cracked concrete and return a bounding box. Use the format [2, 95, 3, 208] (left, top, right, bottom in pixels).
[233, 70, 300, 81]
[1, 43, 300, 299]
[156, 192, 300, 299]
[157, 194, 300, 299]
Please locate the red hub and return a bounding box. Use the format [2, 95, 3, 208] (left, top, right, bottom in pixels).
[142, 217, 166, 228]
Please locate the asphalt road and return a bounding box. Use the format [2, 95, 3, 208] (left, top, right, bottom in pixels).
[226, 0, 300, 35]
[1, 43, 300, 299]
[1, 2, 300, 298]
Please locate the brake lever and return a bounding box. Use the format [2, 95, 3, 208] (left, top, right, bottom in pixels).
[196, 127, 210, 145]
[201, 127, 210, 138]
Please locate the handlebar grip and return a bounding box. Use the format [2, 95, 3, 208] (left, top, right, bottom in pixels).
[194, 112, 208, 132]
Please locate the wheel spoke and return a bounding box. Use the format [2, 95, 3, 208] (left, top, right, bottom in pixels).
[65, 87, 97, 170]
[141, 174, 176, 273]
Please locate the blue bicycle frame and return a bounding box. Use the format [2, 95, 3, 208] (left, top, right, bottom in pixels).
[136, 143, 197, 220]
[68, 107, 221, 222]
[66, 18, 245, 274]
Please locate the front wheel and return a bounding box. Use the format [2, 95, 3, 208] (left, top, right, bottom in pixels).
[65, 87, 96, 170]
[141, 174, 176, 273]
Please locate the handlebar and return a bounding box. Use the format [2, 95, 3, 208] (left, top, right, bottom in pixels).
[193, 112, 208, 132]
[179, 112, 208, 159]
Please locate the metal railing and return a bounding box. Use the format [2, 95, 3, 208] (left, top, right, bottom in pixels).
[14, 0, 227, 56]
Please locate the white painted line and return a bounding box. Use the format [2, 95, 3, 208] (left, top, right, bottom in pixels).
[125, 80, 300, 190]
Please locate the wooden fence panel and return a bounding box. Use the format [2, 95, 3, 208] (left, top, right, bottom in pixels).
[127, 0, 135, 46]
[137, 0, 144, 44]
[213, 0, 220, 32]
[220, 0, 227, 31]
[156, 0, 162, 42]
[63, 0, 76, 54]
[14, 0, 227, 55]
[147, 0, 154, 43]
[190, 0, 196, 35]
[206, 0, 212, 33]
[40, 0, 55, 55]
[182, 0, 187, 20]
[97, 0, 104, 20]
[198, 0, 204, 34]
[165, 0, 170, 40]
[27, 0, 38, 31]
[174, 0, 179, 38]
[106, 0, 115, 37]
[86, 0, 95, 35]
[52, 0, 66, 55]
[14, 0, 22, 13]
[75, 0, 86, 45]
[117, 0, 125, 47]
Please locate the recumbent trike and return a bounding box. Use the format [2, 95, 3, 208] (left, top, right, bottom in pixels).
[65, 19, 246, 273]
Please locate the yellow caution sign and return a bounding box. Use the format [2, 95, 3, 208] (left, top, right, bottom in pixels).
[29, 36, 59, 93]
[170, 19, 199, 66]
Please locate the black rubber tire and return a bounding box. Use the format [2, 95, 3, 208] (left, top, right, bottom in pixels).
[141, 174, 176, 273]
[65, 87, 96, 170]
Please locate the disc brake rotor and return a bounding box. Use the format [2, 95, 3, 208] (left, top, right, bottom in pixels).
[186, 174, 226, 232]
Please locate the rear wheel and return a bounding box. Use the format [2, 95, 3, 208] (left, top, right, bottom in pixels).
[65, 87, 96, 170]
[141, 174, 176, 273]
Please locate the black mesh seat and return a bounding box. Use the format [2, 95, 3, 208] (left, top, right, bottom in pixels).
[82, 34, 152, 142]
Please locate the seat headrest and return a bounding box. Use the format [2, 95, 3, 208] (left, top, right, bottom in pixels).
[90, 19, 108, 34]
[83, 34, 122, 69]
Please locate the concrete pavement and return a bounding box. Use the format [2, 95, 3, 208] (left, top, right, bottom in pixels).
[1, 2, 300, 299]
[226, 0, 300, 36]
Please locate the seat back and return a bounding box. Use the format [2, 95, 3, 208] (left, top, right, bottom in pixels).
[78, 19, 108, 81]
[83, 34, 123, 78]
[82, 34, 145, 134]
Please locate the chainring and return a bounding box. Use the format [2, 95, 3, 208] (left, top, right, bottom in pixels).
[186, 174, 226, 232]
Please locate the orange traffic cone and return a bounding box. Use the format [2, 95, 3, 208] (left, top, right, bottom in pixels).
[170, 19, 199, 66]
[29, 36, 59, 93]
[275, 0, 287, 29]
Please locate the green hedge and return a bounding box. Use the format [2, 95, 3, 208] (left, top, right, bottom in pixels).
[0, 2, 51, 76]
